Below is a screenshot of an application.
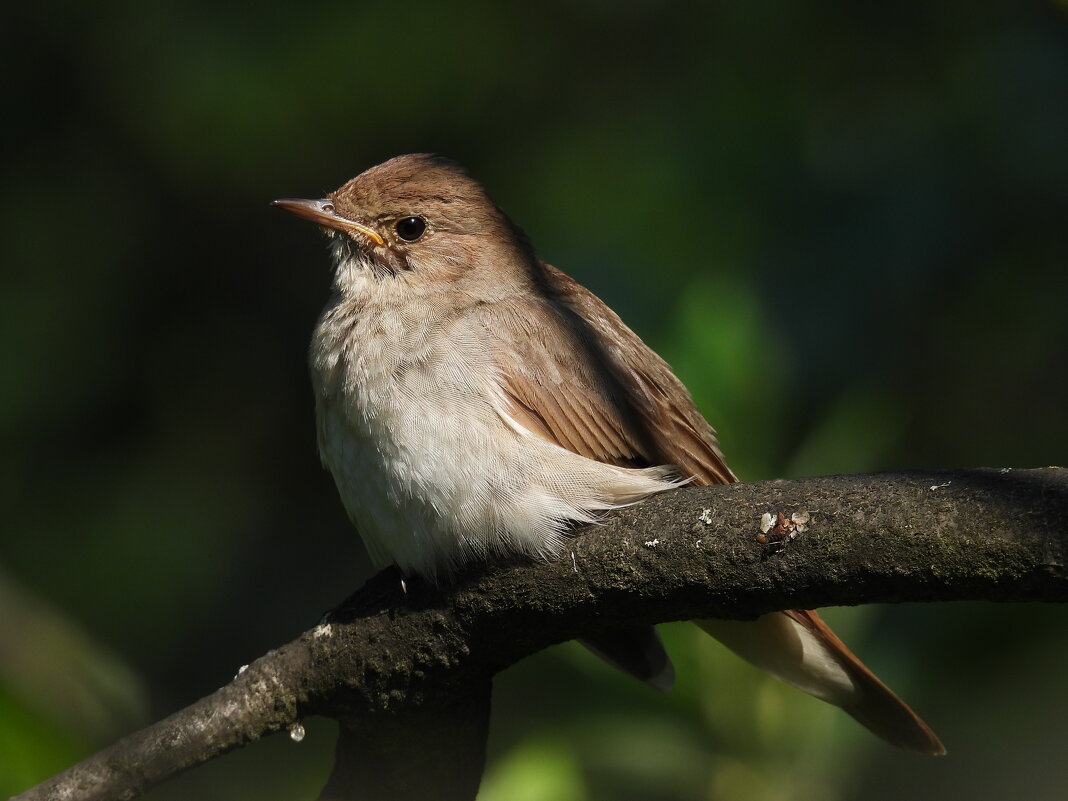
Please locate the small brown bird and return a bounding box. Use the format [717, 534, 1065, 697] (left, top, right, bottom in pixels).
[274, 154, 944, 754]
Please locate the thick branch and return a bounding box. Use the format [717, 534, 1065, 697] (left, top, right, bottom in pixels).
[13, 468, 1067, 801]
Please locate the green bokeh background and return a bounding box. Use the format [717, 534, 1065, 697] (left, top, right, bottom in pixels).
[3, 2, 1067, 799]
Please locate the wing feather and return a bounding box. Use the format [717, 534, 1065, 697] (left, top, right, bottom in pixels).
[476, 259, 941, 752]
[484, 261, 736, 483]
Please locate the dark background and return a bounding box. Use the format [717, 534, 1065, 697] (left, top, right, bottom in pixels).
[3, 2, 1067, 799]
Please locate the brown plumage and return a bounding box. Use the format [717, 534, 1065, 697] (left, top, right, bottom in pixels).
[495, 263, 737, 484]
[276, 153, 944, 755]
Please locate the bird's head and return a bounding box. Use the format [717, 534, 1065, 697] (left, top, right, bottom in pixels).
[274, 154, 534, 294]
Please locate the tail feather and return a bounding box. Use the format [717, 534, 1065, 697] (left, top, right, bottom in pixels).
[697, 610, 945, 755]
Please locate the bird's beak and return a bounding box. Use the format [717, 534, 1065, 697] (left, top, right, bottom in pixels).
[272, 198, 385, 247]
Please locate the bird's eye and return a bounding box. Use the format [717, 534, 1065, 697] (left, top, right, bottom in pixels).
[394, 216, 427, 242]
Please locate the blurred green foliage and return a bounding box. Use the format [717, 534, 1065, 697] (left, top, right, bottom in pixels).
[3, 1, 1067, 799]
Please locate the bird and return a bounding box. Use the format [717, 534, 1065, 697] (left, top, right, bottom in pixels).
[273, 153, 944, 755]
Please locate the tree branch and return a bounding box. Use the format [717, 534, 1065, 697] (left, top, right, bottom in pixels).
[13, 468, 1067, 801]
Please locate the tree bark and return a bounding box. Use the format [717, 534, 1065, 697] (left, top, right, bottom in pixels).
[12, 468, 1067, 801]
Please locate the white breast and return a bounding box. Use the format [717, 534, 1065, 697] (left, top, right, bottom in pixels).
[311, 266, 676, 580]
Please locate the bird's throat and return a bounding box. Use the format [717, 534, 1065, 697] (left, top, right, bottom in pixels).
[329, 236, 395, 288]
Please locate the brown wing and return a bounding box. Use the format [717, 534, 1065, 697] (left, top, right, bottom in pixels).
[479, 261, 943, 754]
[486, 261, 736, 485]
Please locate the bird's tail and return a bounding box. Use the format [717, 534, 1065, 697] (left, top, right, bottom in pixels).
[696, 610, 945, 754]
